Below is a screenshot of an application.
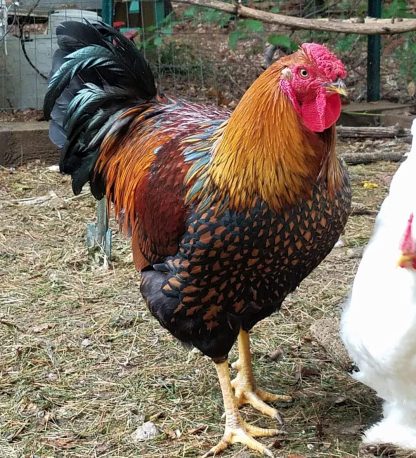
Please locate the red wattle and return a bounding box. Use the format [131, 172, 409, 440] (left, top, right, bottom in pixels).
[301, 92, 341, 133]
[400, 213, 415, 253]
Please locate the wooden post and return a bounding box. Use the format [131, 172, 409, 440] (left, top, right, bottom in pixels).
[86, 0, 113, 262]
[367, 0, 382, 101]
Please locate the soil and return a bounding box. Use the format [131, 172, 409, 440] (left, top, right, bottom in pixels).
[0, 109, 44, 122]
[0, 139, 411, 458]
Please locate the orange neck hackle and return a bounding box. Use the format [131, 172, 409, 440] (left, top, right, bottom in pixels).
[206, 59, 342, 212]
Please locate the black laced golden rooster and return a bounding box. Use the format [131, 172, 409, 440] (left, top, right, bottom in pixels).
[44, 21, 351, 456]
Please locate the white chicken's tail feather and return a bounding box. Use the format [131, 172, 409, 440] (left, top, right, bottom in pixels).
[382, 117, 416, 201]
[363, 401, 416, 449]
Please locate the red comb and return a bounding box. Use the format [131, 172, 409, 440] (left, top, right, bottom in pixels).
[301, 43, 347, 81]
[400, 213, 415, 253]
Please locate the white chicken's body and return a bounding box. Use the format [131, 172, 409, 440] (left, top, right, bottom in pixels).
[341, 120, 416, 449]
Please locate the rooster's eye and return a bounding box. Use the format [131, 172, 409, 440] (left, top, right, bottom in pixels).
[299, 68, 309, 78]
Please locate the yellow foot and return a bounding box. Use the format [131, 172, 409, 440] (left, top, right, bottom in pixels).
[232, 359, 292, 423]
[202, 414, 282, 457]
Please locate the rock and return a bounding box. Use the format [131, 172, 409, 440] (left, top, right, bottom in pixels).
[347, 246, 365, 259]
[81, 338, 92, 347]
[334, 238, 345, 248]
[130, 421, 160, 442]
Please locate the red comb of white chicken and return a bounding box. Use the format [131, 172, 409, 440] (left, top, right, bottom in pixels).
[398, 213, 416, 269]
[341, 119, 416, 450]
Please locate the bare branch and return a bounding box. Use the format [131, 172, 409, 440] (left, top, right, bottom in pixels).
[342, 151, 405, 165]
[175, 0, 416, 35]
[337, 125, 411, 141]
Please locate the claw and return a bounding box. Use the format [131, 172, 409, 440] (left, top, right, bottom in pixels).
[202, 418, 280, 457]
[232, 380, 290, 424]
[207, 360, 283, 457]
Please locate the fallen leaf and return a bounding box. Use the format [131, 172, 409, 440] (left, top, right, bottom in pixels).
[340, 424, 363, 435]
[302, 366, 321, 377]
[188, 425, 206, 435]
[39, 410, 55, 426]
[268, 347, 284, 361]
[163, 428, 177, 440]
[272, 439, 284, 449]
[360, 443, 397, 456]
[42, 436, 78, 449]
[16, 191, 58, 206]
[32, 323, 53, 333]
[362, 180, 379, 189]
[333, 395, 348, 405]
[95, 443, 110, 454]
[149, 411, 164, 421]
[294, 364, 321, 383]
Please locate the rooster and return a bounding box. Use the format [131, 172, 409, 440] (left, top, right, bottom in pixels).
[44, 21, 351, 457]
[341, 120, 416, 451]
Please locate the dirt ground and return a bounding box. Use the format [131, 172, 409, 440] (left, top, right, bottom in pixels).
[0, 137, 412, 458]
[2, 4, 416, 456]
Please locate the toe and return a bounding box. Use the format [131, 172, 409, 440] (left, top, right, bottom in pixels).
[245, 391, 282, 420]
[256, 387, 292, 403]
[230, 427, 276, 457]
[244, 421, 285, 438]
[201, 438, 229, 457]
[232, 432, 274, 457]
[202, 420, 282, 457]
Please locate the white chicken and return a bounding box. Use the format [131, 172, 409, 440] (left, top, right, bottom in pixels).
[341, 119, 416, 449]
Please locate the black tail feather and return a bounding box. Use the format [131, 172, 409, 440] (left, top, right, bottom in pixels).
[44, 20, 157, 196]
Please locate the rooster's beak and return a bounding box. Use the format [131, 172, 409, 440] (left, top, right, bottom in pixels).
[325, 79, 347, 97]
[397, 252, 416, 269]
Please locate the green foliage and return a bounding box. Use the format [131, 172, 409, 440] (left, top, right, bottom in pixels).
[155, 41, 195, 70]
[181, 3, 293, 53]
[381, 2, 416, 82]
[137, 13, 177, 51]
[228, 18, 264, 49]
[391, 33, 416, 82]
[267, 34, 297, 52]
[201, 8, 232, 27]
[334, 34, 362, 54]
[228, 30, 241, 50]
[183, 5, 231, 27]
[151, 41, 214, 82]
[383, 0, 414, 18]
[243, 19, 264, 33]
[183, 5, 197, 18]
[152, 35, 163, 48]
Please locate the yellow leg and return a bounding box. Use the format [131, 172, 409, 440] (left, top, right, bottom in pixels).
[202, 360, 283, 457]
[231, 330, 291, 423]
